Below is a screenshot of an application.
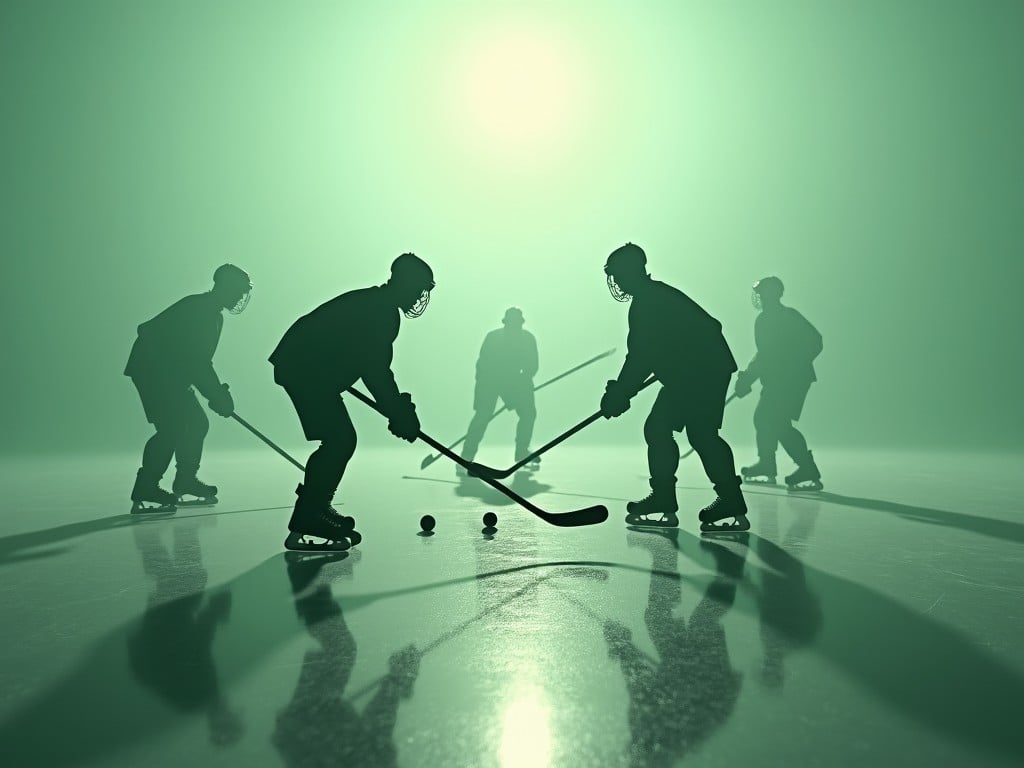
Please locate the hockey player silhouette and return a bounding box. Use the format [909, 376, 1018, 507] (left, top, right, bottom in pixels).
[459, 306, 539, 475]
[270, 253, 435, 551]
[600, 243, 749, 532]
[124, 264, 251, 513]
[734, 277, 824, 491]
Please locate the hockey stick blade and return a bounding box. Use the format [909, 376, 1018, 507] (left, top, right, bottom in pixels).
[536, 504, 608, 527]
[346, 386, 607, 527]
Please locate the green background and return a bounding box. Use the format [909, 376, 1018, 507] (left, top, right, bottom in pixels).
[2, 0, 1022, 456]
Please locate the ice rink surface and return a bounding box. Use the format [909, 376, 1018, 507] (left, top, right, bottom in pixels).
[0, 444, 1022, 768]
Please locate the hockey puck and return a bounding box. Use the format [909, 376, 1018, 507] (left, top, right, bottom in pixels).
[482, 511, 497, 528]
[420, 514, 436, 532]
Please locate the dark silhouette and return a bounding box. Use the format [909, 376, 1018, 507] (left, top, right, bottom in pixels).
[269, 253, 435, 551]
[273, 553, 420, 768]
[605, 529, 747, 766]
[459, 306, 540, 475]
[124, 264, 252, 512]
[130, 521, 243, 746]
[735, 276, 824, 490]
[600, 243, 748, 531]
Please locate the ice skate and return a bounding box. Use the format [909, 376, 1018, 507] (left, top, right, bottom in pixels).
[625, 490, 679, 528]
[699, 478, 750, 534]
[172, 475, 219, 507]
[285, 484, 357, 552]
[130, 469, 177, 514]
[786, 452, 823, 492]
[741, 458, 777, 485]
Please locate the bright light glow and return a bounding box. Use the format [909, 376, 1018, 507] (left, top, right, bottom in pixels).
[444, 14, 591, 167]
[499, 682, 553, 768]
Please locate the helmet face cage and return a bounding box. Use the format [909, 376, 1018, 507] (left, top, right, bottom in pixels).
[403, 286, 433, 318]
[607, 272, 631, 302]
[751, 289, 762, 311]
[228, 286, 252, 315]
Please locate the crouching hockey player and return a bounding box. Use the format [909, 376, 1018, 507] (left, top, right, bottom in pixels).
[600, 243, 749, 533]
[270, 253, 436, 551]
[124, 264, 252, 512]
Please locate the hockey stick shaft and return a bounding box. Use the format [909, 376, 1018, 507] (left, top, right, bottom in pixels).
[346, 386, 607, 527]
[470, 375, 659, 480]
[679, 394, 737, 459]
[420, 347, 616, 469]
[231, 413, 306, 472]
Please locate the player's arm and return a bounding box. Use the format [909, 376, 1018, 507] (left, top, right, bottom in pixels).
[363, 339, 420, 443]
[361, 339, 402, 416]
[523, 332, 539, 379]
[191, 314, 233, 415]
[614, 320, 654, 396]
[602, 318, 652, 418]
[801, 313, 823, 360]
[475, 332, 496, 380]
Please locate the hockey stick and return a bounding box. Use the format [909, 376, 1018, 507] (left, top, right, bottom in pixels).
[466, 375, 659, 481]
[346, 386, 607, 527]
[678, 394, 737, 460]
[420, 347, 616, 470]
[231, 413, 306, 472]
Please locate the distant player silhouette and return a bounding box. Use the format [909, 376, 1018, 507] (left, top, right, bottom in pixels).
[459, 306, 539, 475]
[124, 264, 251, 513]
[270, 253, 435, 551]
[734, 277, 824, 491]
[600, 243, 749, 531]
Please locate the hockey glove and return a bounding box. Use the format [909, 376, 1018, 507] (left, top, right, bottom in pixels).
[208, 383, 235, 417]
[600, 380, 632, 418]
[388, 393, 420, 442]
[734, 372, 753, 399]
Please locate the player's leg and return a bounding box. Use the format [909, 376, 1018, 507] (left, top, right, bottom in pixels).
[461, 387, 499, 474]
[627, 388, 683, 525]
[278, 376, 359, 549]
[778, 384, 822, 490]
[172, 390, 217, 504]
[131, 378, 179, 512]
[742, 390, 780, 483]
[686, 374, 749, 531]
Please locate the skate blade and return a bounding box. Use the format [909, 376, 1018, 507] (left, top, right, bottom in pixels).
[700, 515, 751, 534]
[624, 514, 679, 528]
[742, 477, 777, 486]
[284, 531, 351, 552]
[787, 482, 824, 493]
[175, 496, 218, 508]
[130, 501, 177, 515]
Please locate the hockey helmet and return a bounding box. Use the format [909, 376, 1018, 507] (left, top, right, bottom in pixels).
[752, 275, 784, 310]
[213, 264, 253, 314]
[390, 253, 435, 318]
[604, 243, 647, 302]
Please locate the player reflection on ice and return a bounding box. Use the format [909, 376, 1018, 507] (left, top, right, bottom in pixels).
[604, 529, 747, 765]
[273, 552, 421, 767]
[130, 521, 244, 746]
